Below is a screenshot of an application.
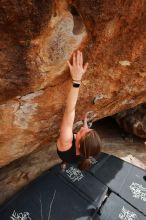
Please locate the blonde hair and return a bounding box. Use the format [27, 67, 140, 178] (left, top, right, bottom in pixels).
[78, 129, 101, 170]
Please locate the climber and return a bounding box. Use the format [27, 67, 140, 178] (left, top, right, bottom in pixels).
[57, 50, 102, 170]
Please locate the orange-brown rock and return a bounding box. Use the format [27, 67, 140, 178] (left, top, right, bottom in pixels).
[0, 0, 146, 167]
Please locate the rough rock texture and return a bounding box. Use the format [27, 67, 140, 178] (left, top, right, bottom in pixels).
[114, 103, 146, 138]
[0, 0, 146, 167]
[0, 142, 60, 206]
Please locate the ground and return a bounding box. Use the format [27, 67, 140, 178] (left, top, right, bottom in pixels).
[93, 117, 146, 169]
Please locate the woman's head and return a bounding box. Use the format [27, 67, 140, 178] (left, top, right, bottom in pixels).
[77, 129, 102, 170]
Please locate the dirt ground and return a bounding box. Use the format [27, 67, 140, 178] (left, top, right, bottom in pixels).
[93, 117, 146, 170]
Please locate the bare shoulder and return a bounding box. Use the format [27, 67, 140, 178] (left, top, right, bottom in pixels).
[57, 134, 73, 152]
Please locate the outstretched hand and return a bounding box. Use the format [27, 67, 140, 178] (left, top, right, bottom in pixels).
[67, 50, 88, 81]
[83, 111, 96, 127]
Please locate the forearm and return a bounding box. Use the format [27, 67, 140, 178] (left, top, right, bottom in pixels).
[65, 82, 80, 113]
[58, 50, 88, 144]
[83, 116, 88, 127]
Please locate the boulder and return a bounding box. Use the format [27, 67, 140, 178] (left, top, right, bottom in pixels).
[114, 103, 146, 138]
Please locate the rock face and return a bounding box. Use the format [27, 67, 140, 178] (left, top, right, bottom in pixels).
[0, 0, 146, 167]
[114, 103, 146, 138]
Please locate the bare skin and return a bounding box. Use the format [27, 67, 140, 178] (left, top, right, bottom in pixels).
[57, 50, 90, 155]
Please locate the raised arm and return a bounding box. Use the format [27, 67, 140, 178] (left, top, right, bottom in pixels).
[57, 50, 88, 151]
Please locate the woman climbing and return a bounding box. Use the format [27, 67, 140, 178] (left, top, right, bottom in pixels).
[57, 50, 102, 170]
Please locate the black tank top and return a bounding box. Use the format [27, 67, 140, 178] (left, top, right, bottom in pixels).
[57, 134, 81, 163]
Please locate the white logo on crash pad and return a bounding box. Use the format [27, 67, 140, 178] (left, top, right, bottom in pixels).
[10, 210, 31, 220]
[130, 182, 146, 201]
[66, 166, 84, 182]
[89, 156, 97, 165]
[119, 206, 137, 220]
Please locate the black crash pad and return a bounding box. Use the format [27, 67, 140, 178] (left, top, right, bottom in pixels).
[0, 171, 95, 220]
[0, 152, 146, 220]
[94, 193, 146, 220]
[53, 163, 108, 208]
[89, 154, 146, 216]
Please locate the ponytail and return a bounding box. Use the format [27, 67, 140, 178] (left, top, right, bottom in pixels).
[78, 129, 101, 170]
[78, 158, 91, 170]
